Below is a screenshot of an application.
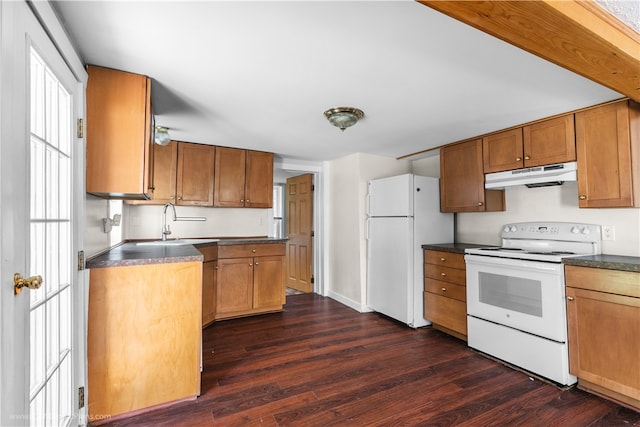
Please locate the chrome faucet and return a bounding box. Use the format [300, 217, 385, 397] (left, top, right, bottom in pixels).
[161, 202, 207, 240]
[162, 203, 177, 240]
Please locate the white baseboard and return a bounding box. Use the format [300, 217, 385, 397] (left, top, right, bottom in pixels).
[326, 290, 374, 313]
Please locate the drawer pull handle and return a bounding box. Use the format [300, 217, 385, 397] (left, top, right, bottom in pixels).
[440, 257, 446, 262]
[440, 272, 446, 277]
[441, 287, 447, 292]
[567, 296, 574, 301]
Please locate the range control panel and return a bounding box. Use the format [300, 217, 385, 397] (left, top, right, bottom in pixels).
[500, 222, 601, 242]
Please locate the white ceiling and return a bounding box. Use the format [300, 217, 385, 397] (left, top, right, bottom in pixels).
[53, 1, 623, 162]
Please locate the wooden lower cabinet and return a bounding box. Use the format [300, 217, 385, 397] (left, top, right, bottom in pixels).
[215, 243, 286, 319]
[565, 265, 640, 410]
[199, 245, 218, 327]
[88, 261, 202, 421]
[423, 249, 467, 340]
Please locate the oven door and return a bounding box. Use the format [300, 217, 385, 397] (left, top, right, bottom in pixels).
[465, 254, 568, 342]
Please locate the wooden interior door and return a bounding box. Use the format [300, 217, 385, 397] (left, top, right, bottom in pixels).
[285, 174, 314, 292]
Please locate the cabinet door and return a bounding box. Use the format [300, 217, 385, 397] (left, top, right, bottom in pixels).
[216, 258, 253, 315]
[253, 255, 285, 308]
[575, 101, 639, 208]
[482, 129, 524, 173]
[245, 150, 274, 208]
[566, 286, 640, 402]
[440, 140, 504, 212]
[202, 260, 217, 327]
[523, 114, 576, 167]
[214, 147, 246, 207]
[176, 142, 215, 206]
[424, 292, 467, 336]
[86, 65, 153, 198]
[126, 141, 178, 205]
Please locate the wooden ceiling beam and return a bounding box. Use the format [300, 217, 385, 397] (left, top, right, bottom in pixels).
[417, 1, 640, 102]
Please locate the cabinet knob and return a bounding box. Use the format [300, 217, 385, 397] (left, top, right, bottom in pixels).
[249, 263, 253, 267]
[440, 257, 446, 262]
[567, 296, 574, 301]
[252, 249, 256, 253]
[215, 266, 218, 270]
[255, 262, 259, 266]
[578, 195, 587, 200]
[524, 155, 530, 160]
[440, 272, 446, 277]
[477, 202, 484, 206]
[441, 287, 447, 292]
[241, 199, 244, 203]
[178, 196, 182, 200]
[515, 157, 522, 162]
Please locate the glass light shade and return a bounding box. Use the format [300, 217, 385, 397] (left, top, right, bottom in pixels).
[324, 107, 364, 131]
[154, 126, 171, 146]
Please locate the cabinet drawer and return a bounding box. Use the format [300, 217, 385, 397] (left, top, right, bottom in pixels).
[425, 278, 466, 302]
[424, 250, 466, 270]
[197, 245, 218, 262]
[425, 264, 465, 285]
[218, 243, 285, 259]
[565, 266, 640, 298]
[424, 292, 467, 336]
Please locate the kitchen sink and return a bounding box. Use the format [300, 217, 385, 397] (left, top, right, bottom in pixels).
[135, 239, 220, 246]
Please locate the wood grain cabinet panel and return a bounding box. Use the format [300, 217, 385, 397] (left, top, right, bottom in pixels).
[575, 100, 640, 208]
[483, 129, 524, 173]
[177, 142, 215, 206]
[523, 114, 576, 167]
[440, 140, 505, 213]
[423, 249, 468, 340]
[214, 147, 274, 208]
[565, 265, 640, 411]
[86, 65, 153, 199]
[88, 262, 202, 420]
[215, 243, 286, 320]
[125, 141, 178, 205]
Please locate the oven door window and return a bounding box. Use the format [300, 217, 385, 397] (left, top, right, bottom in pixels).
[478, 272, 542, 317]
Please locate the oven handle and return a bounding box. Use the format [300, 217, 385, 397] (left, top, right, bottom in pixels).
[464, 254, 562, 272]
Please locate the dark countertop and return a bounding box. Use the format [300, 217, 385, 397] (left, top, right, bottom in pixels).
[421, 242, 495, 254]
[87, 237, 288, 269]
[563, 254, 640, 273]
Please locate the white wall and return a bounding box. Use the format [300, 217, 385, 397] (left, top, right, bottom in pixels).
[123, 205, 269, 240]
[457, 181, 640, 256]
[326, 153, 410, 310]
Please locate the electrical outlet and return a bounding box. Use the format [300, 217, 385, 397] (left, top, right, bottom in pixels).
[602, 225, 615, 241]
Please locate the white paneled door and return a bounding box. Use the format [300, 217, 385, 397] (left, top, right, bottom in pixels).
[1, 2, 85, 426]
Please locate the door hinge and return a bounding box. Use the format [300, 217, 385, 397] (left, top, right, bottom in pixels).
[310, 275, 315, 284]
[77, 118, 84, 138]
[311, 184, 315, 191]
[78, 386, 85, 409]
[311, 230, 315, 237]
[77, 251, 85, 271]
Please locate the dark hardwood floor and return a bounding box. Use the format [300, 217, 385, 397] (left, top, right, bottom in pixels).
[97, 293, 640, 426]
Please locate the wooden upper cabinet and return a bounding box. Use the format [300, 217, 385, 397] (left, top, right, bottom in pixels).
[126, 141, 178, 205]
[482, 129, 524, 173]
[214, 147, 273, 208]
[86, 65, 153, 199]
[176, 142, 215, 206]
[523, 114, 576, 167]
[440, 139, 505, 213]
[483, 115, 576, 173]
[245, 150, 274, 208]
[214, 147, 246, 207]
[575, 100, 640, 208]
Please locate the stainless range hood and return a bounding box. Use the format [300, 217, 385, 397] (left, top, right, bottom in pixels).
[485, 161, 577, 189]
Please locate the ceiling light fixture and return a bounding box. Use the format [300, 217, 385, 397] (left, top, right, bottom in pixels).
[324, 107, 364, 131]
[154, 126, 171, 146]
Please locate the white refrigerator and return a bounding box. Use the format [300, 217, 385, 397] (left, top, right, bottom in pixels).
[366, 174, 453, 328]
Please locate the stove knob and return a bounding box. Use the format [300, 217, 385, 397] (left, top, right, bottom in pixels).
[581, 227, 591, 235]
[571, 226, 580, 234]
[504, 226, 511, 233]
[510, 225, 518, 232]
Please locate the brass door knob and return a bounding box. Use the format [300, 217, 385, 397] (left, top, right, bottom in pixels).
[441, 287, 447, 292]
[515, 157, 522, 162]
[14, 273, 43, 295]
[524, 155, 530, 160]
